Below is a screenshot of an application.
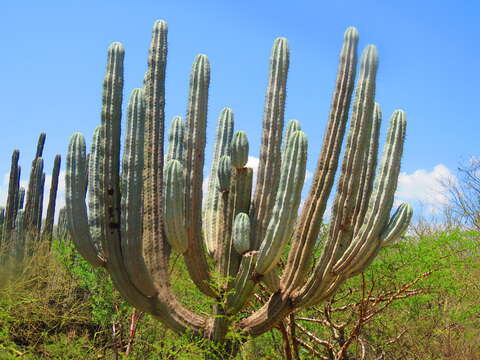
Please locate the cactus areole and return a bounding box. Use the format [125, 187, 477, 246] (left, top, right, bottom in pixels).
[65, 20, 411, 356]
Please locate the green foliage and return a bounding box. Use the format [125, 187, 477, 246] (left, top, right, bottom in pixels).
[53, 239, 129, 326]
[1, 230, 478, 359]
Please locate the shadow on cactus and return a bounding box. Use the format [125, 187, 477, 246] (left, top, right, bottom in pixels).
[65, 19, 412, 358]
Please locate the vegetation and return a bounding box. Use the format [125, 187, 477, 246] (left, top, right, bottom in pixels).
[0, 230, 479, 359]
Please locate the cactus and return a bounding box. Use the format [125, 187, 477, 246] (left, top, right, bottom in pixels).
[204, 108, 234, 256]
[3, 150, 20, 246]
[2, 133, 61, 261]
[42, 154, 61, 242]
[66, 21, 411, 356]
[17, 187, 25, 211]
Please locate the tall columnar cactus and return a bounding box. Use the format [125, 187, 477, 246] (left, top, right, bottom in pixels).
[16, 187, 25, 212]
[3, 150, 20, 245]
[24, 158, 44, 233]
[42, 154, 61, 242]
[204, 108, 234, 256]
[66, 21, 412, 357]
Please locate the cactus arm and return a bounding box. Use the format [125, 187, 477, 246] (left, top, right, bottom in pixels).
[138, 21, 207, 333]
[255, 130, 308, 275]
[232, 213, 250, 255]
[164, 160, 188, 253]
[296, 45, 379, 303]
[88, 125, 106, 254]
[166, 115, 185, 162]
[345, 202, 413, 279]
[26, 158, 44, 233]
[183, 54, 216, 297]
[65, 133, 105, 267]
[17, 186, 25, 211]
[281, 28, 359, 293]
[203, 108, 234, 255]
[121, 88, 157, 297]
[352, 102, 381, 233]
[36, 172, 46, 232]
[333, 110, 407, 275]
[142, 20, 168, 283]
[35, 132, 46, 158]
[98, 42, 160, 313]
[3, 150, 20, 244]
[43, 154, 61, 242]
[380, 202, 412, 246]
[230, 131, 249, 168]
[281, 119, 301, 157]
[216, 138, 252, 270]
[251, 38, 289, 250]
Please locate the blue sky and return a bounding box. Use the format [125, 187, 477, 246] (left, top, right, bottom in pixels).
[1, 1, 478, 217]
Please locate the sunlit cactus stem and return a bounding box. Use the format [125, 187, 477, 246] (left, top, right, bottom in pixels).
[42, 154, 61, 243]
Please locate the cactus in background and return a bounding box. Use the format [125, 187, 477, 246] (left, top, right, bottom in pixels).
[55, 207, 69, 240]
[2, 150, 20, 246]
[65, 21, 411, 357]
[36, 172, 46, 232]
[42, 154, 61, 242]
[17, 187, 25, 212]
[1, 132, 62, 260]
[24, 133, 47, 233]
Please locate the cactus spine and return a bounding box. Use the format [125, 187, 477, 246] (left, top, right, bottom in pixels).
[65, 21, 412, 356]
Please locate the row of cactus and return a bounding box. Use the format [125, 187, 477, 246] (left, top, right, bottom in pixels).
[0, 133, 62, 262]
[65, 20, 412, 357]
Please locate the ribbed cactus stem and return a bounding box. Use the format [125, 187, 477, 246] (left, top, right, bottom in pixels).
[88, 125, 106, 253]
[282, 27, 359, 294]
[217, 155, 232, 193]
[13, 167, 22, 221]
[380, 202, 412, 245]
[232, 212, 250, 254]
[35, 132, 46, 158]
[204, 108, 234, 255]
[256, 130, 308, 275]
[166, 115, 185, 162]
[3, 150, 20, 244]
[230, 131, 249, 168]
[24, 158, 44, 233]
[43, 154, 61, 242]
[183, 54, 215, 297]
[333, 110, 407, 275]
[66, 133, 105, 267]
[36, 172, 46, 232]
[251, 37, 289, 249]
[17, 187, 25, 211]
[121, 88, 157, 296]
[164, 160, 188, 253]
[13, 210, 25, 261]
[56, 207, 69, 240]
[282, 119, 301, 153]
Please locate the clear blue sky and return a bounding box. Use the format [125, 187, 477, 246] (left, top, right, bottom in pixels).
[1, 1, 478, 214]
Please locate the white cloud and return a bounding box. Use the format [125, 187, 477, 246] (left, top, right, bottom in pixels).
[394, 164, 455, 214]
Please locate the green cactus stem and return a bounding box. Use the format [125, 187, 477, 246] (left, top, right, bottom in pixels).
[42, 154, 61, 242]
